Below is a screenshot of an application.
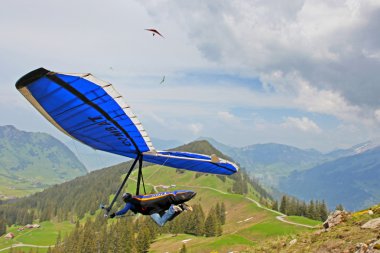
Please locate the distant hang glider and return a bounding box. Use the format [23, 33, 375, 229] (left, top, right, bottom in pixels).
[160, 76, 165, 84]
[15, 68, 238, 214]
[145, 28, 164, 38]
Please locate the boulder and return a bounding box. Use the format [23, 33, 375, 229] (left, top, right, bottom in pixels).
[361, 218, 380, 229]
[323, 210, 350, 229]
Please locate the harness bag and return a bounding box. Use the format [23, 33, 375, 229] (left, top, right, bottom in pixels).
[129, 190, 196, 215]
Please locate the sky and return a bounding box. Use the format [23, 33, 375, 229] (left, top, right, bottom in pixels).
[1, 0, 380, 153]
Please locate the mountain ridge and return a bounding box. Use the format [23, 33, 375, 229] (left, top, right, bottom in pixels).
[280, 146, 380, 210]
[0, 125, 87, 199]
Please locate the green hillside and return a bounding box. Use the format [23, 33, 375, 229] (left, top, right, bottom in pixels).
[250, 205, 380, 252]
[134, 166, 311, 252]
[0, 125, 87, 199]
[0, 140, 317, 252]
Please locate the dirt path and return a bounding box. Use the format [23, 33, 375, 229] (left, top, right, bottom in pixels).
[127, 176, 317, 229]
[0, 243, 54, 252]
[275, 215, 317, 228]
[179, 185, 317, 229]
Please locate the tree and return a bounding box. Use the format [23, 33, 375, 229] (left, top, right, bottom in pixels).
[271, 200, 279, 211]
[179, 243, 187, 253]
[0, 217, 6, 236]
[204, 206, 222, 237]
[319, 200, 329, 221]
[204, 208, 217, 237]
[279, 196, 287, 214]
[336, 204, 344, 211]
[185, 204, 205, 236]
[308, 200, 318, 220]
[220, 202, 226, 225]
[136, 226, 151, 253]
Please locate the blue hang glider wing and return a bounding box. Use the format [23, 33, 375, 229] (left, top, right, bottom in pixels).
[16, 68, 238, 175]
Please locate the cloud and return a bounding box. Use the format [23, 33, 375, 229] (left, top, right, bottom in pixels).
[375, 109, 380, 122]
[188, 123, 203, 135]
[141, 0, 380, 109]
[3, 0, 380, 152]
[217, 111, 237, 122]
[282, 116, 322, 133]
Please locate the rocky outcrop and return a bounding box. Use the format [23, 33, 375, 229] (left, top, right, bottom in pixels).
[354, 240, 380, 253]
[361, 218, 380, 229]
[323, 210, 350, 229]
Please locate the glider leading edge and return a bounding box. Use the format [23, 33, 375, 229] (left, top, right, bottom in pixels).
[145, 28, 164, 38]
[15, 68, 238, 216]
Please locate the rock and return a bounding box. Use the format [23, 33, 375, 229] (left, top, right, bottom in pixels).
[361, 218, 380, 229]
[355, 243, 368, 253]
[373, 240, 380, 250]
[323, 210, 350, 229]
[289, 239, 297, 246]
[368, 210, 374, 215]
[314, 229, 324, 235]
[366, 239, 380, 253]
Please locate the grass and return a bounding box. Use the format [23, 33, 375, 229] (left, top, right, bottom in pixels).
[0, 177, 44, 199]
[148, 185, 309, 252]
[238, 218, 310, 241]
[286, 216, 322, 227]
[251, 210, 380, 252]
[0, 221, 74, 252]
[0, 164, 314, 253]
[151, 233, 257, 253]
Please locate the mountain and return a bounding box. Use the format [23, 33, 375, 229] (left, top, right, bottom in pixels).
[280, 146, 380, 210]
[199, 137, 372, 188]
[1, 140, 313, 253]
[170, 140, 233, 161]
[0, 125, 87, 198]
[200, 137, 328, 186]
[0, 139, 273, 223]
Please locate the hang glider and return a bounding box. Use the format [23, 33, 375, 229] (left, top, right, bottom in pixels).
[160, 76, 165, 84]
[145, 28, 164, 38]
[15, 68, 238, 213]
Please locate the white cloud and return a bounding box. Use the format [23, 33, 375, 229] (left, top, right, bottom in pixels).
[282, 116, 322, 133]
[217, 111, 237, 122]
[141, 0, 380, 109]
[3, 0, 380, 152]
[375, 109, 380, 122]
[260, 70, 376, 126]
[188, 123, 203, 135]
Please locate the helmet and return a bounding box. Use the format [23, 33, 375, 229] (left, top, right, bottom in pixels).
[122, 192, 132, 202]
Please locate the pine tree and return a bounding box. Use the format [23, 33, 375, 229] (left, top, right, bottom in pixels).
[279, 196, 287, 214]
[0, 217, 6, 236]
[336, 204, 344, 211]
[179, 243, 187, 253]
[308, 200, 317, 220]
[319, 200, 328, 221]
[220, 202, 226, 225]
[204, 207, 218, 237]
[55, 231, 61, 248]
[136, 226, 151, 253]
[271, 200, 279, 211]
[184, 204, 205, 236]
